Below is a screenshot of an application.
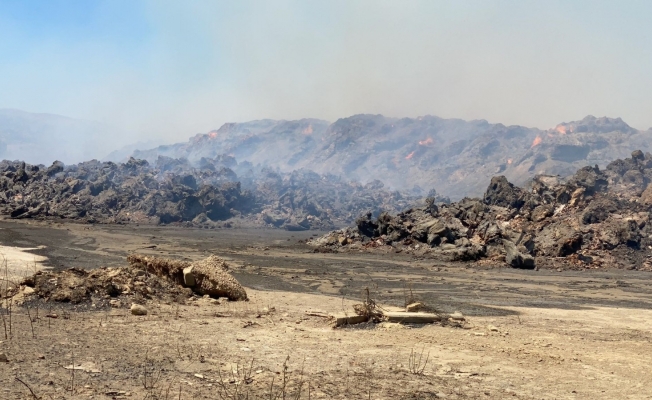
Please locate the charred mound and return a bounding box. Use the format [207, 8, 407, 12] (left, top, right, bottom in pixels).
[310, 151, 652, 270]
[0, 155, 427, 230]
[132, 115, 652, 199]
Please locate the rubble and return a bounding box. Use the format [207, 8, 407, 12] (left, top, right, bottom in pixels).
[0, 156, 425, 230]
[22, 254, 248, 306]
[310, 150, 652, 270]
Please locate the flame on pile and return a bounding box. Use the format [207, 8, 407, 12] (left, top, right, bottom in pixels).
[208, 132, 218, 139]
[554, 125, 568, 135]
[405, 151, 415, 160]
[302, 124, 313, 135]
[418, 138, 433, 146]
[531, 136, 542, 148]
[507, 158, 513, 164]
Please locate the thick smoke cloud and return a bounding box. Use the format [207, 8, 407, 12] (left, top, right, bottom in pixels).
[1, 0, 652, 163]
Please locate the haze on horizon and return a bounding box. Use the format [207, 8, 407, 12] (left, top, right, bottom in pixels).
[1, 0, 652, 148]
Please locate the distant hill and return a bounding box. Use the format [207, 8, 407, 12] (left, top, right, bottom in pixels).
[132, 114, 652, 199]
[0, 109, 129, 165]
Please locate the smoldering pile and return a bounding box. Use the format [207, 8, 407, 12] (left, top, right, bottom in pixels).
[0, 155, 427, 230]
[310, 150, 652, 270]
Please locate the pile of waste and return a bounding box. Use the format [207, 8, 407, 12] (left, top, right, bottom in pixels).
[310, 150, 652, 270]
[0, 155, 428, 230]
[18, 254, 248, 308]
[133, 114, 652, 200]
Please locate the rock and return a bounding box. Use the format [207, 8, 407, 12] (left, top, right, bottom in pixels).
[487, 325, 499, 332]
[484, 176, 525, 209]
[503, 240, 535, 269]
[557, 233, 583, 256]
[531, 205, 553, 222]
[406, 302, 425, 312]
[183, 266, 196, 287]
[109, 299, 122, 308]
[23, 286, 35, 295]
[356, 212, 379, 237]
[641, 185, 652, 205]
[569, 187, 586, 207]
[449, 311, 465, 321]
[130, 304, 148, 315]
[188, 255, 248, 301]
[0, 353, 8, 362]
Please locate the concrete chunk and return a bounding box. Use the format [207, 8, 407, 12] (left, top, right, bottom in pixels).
[183, 266, 196, 287]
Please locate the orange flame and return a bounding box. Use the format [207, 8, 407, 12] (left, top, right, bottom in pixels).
[554, 125, 568, 135]
[405, 151, 415, 160]
[418, 138, 433, 146]
[208, 131, 218, 139]
[531, 136, 542, 148]
[507, 158, 513, 164]
[302, 124, 313, 135]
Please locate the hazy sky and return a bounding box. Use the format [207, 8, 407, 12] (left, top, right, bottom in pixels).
[1, 0, 652, 143]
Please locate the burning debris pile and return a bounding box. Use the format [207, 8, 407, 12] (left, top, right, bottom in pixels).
[0, 157, 253, 225]
[251, 168, 424, 231]
[310, 150, 652, 270]
[0, 155, 424, 230]
[133, 115, 652, 199]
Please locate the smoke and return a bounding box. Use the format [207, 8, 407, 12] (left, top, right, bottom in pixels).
[2, 0, 652, 162]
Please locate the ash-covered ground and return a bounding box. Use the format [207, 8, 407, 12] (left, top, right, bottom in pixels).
[2, 209, 652, 399]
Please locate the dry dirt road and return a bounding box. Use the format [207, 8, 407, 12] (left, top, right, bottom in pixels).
[0, 219, 651, 399]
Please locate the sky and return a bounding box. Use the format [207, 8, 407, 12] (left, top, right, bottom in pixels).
[1, 0, 652, 145]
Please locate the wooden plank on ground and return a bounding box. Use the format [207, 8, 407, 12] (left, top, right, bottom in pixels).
[332, 313, 368, 327]
[382, 312, 441, 324]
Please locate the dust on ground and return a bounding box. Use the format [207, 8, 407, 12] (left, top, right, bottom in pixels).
[0, 243, 48, 289]
[2, 288, 652, 399]
[1, 219, 652, 399]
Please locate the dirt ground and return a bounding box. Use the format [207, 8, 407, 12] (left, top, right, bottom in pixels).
[1, 218, 652, 399]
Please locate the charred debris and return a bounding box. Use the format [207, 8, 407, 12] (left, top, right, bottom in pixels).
[0, 155, 434, 230]
[311, 150, 652, 270]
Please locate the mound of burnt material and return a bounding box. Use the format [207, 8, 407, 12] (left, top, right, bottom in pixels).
[0, 158, 255, 225]
[250, 168, 427, 230]
[20, 254, 248, 307]
[133, 114, 652, 200]
[0, 155, 425, 230]
[310, 151, 652, 270]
